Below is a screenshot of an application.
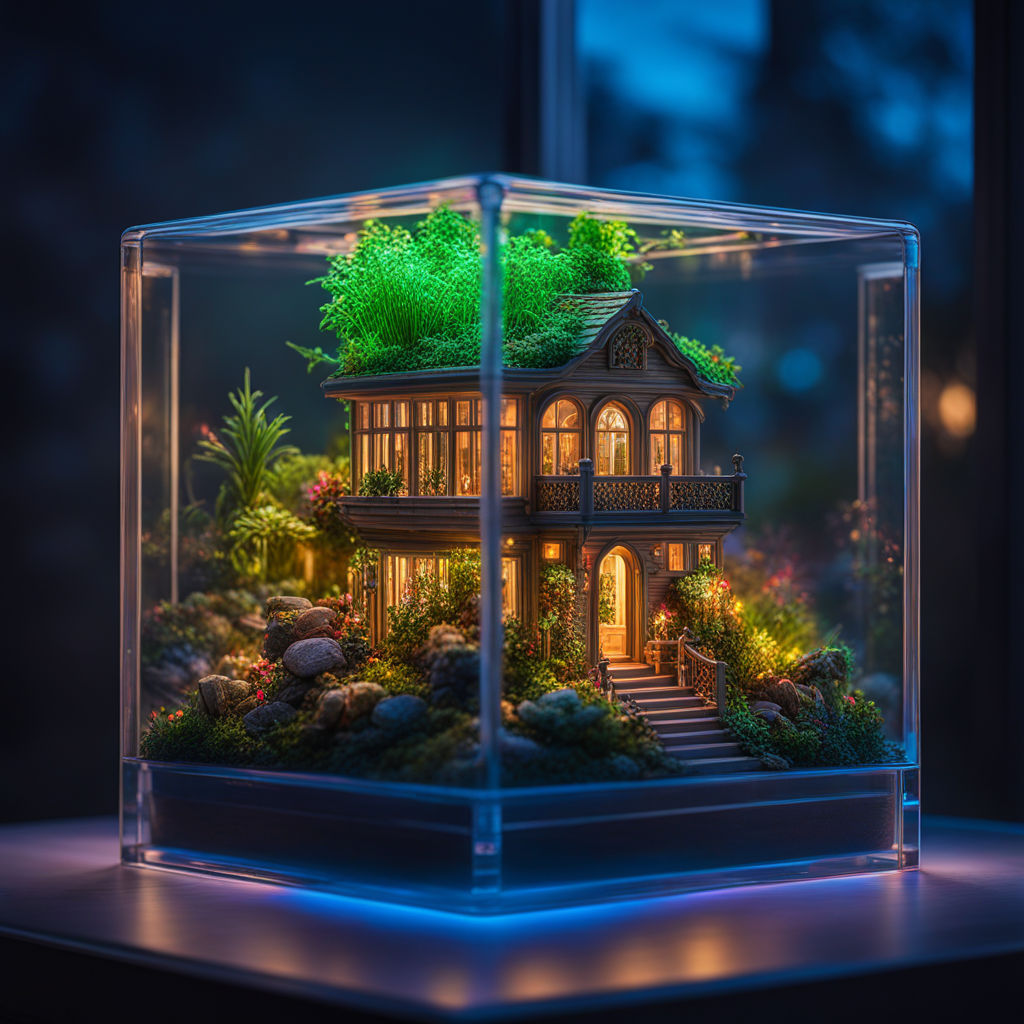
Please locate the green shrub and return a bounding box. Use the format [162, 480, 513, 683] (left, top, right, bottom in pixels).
[538, 563, 585, 678]
[384, 548, 481, 660]
[359, 658, 430, 700]
[358, 467, 405, 496]
[227, 504, 316, 583]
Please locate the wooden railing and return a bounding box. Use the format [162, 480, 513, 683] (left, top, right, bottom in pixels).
[534, 455, 745, 516]
[679, 631, 727, 711]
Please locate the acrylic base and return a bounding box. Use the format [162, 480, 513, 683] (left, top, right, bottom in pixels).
[122, 759, 919, 914]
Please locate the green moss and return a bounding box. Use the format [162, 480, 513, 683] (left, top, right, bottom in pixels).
[293, 206, 739, 382]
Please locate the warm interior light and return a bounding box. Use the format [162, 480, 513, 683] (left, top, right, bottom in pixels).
[938, 381, 976, 439]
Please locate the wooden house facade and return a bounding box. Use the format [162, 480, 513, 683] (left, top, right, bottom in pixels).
[321, 290, 746, 665]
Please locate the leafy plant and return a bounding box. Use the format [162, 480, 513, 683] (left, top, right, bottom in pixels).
[358, 466, 405, 496]
[598, 570, 616, 625]
[538, 563, 585, 679]
[227, 504, 316, 583]
[196, 369, 299, 519]
[668, 333, 742, 386]
[420, 465, 446, 495]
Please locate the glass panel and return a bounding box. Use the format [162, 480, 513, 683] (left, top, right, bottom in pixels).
[358, 402, 369, 429]
[612, 432, 628, 475]
[501, 557, 520, 620]
[541, 433, 556, 474]
[669, 401, 683, 431]
[395, 401, 409, 428]
[559, 432, 580, 474]
[373, 401, 390, 428]
[558, 400, 579, 428]
[542, 542, 562, 560]
[651, 434, 666, 473]
[542, 403, 556, 428]
[456, 400, 471, 426]
[394, 432, 409, 487]
[670, 434, 683, 472]
[668, 543, 686, 571]
[437, 400, 448, 426]
[650, 400, 666, 430]
[500, 429, 517, 495]
[415, 400, 432, 427]
[698, 543, 715, 564]
[455, 431, 481, 495]
[372, 431, 389, 470]
[501, 398, 517, 426]
[359, 435, 369, 480]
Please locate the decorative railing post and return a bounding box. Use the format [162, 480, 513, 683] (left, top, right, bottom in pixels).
[579, 458, 594, 521]
[598, 657, 611, 695]
[732, 453, 746, 514]
[715, 660, 727, 713]
[660, 464, 672, 513]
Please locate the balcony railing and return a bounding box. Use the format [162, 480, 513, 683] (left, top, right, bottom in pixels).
[534, 455, 745, 517]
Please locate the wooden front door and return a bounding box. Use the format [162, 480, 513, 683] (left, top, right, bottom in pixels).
[598, 551, 630, 658]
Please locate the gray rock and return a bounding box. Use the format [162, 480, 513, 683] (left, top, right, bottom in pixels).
[499, 731, 542, 762]
[760, 752, 791, 770]
[243, 701, 297, 736]
[235, 696, 259, 716]
[197, 675, 253, 717]
[277, 677, 316, 708]
[313, 688, 348, 731]
[372, 694, 428, 732]
[292, 606, 338, 640]
[538, 688, 582, 710]
[263, 618, 296, 661]
[282, 637, 347, 678]
[343, 681, 387, 721]
[265, 595, 312, 616]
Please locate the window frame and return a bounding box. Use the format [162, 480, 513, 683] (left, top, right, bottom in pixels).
[539, 396, 584, 476]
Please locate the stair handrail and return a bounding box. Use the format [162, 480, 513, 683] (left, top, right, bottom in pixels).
[678, 628, 728, 712]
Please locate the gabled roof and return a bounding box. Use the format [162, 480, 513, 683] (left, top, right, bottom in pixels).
[561, 291, 636, 356]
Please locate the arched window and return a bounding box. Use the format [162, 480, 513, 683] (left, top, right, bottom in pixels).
[540, 398, 581, 475]
[596, 402, 631, 475]
[649, 399, 686, 474]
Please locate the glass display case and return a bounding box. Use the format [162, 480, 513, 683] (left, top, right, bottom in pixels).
[121, 175, 919, 912]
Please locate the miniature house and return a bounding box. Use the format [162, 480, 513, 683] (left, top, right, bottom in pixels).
[326, 289, 745, 666]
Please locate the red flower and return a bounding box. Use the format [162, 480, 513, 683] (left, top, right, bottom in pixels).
[257, 689, 265, 702]
[176, 710, 184, 718]
[167, 714, 174, 722]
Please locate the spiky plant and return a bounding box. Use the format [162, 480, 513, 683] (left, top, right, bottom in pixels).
[196, 368, 299, 519]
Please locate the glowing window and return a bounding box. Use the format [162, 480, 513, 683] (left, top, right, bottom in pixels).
[667, 543, 686, 571]
[542, 542, 563, 561]
[540, 398, 581, 475]
[698, 543, 715, 564]
[502, 556, 521, 620]
[596, 402, 630, 475]
[355, 400, 410, 488]
[649, 399, 687, 474]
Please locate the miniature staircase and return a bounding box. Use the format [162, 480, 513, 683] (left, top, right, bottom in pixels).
[610, 662, 763, 775]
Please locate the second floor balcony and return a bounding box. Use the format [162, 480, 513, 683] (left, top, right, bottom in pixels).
[532, 455, 746, 522]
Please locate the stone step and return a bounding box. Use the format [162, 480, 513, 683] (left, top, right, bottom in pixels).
[643, 706, 717, 721]
[608, 661, 651, 674]
[664, 741, 743, 760]
[612, 675, 679, 689]
[631, 695, 705, 709]
[615, 686, 695, 699]
[650, 716, 722, 734]
[679, 756, 765, 775]
[657, 728, 731, 745]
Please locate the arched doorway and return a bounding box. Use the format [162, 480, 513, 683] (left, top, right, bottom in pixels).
[597, 544, 640, 660]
